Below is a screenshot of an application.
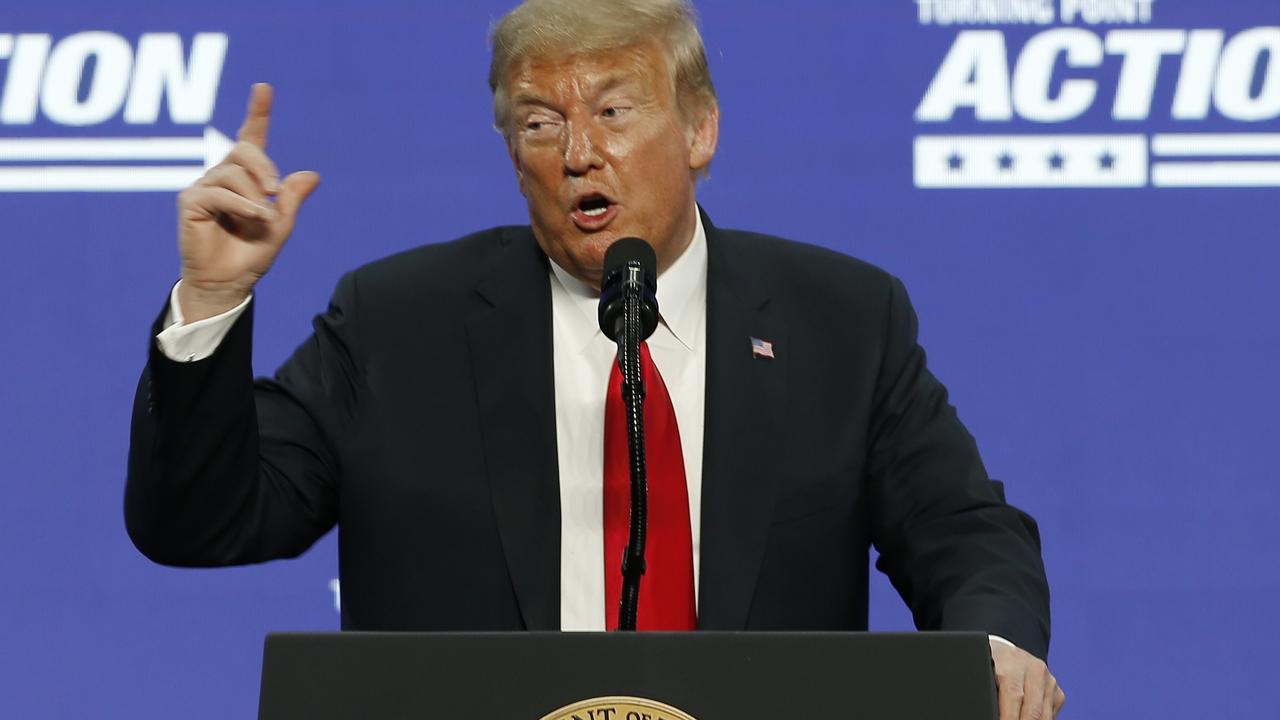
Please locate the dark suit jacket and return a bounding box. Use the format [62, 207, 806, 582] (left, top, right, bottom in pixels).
[126, 212, 1051, 658]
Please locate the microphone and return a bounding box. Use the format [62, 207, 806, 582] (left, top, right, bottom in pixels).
[597, 237, 658, 632]
[598, 237, 659, 343]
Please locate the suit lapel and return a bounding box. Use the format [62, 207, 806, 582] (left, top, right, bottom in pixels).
[697, 214, 789, 630]
[466, 227, 560, 631]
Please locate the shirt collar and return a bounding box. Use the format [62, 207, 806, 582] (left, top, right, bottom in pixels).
[654, 209, 707, 351]
[548, 207, 708, 353]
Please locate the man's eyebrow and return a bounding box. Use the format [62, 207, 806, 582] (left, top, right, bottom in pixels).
[510, 93, 557, 111]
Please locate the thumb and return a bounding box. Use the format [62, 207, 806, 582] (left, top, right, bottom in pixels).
[275, 170, 321, 223]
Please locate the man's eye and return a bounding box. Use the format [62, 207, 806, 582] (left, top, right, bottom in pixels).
[524, 119, 558, 134]
[602, 106, 630, 119]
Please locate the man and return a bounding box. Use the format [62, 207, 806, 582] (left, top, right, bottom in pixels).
[126, 1, 1065, 717]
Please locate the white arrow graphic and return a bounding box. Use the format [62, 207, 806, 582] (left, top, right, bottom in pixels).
[0, 127, 234, 192]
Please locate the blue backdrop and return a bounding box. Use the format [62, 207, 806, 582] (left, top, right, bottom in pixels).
[1, 1, 1276, 717]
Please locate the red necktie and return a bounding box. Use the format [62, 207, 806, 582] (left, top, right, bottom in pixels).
[603, 342, 696, 630]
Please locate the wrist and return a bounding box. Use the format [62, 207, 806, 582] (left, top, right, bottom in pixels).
[177, 279, 253, 323]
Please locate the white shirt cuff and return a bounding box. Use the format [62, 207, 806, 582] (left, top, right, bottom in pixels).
[988, 634, 1017, 650]
[154, 281, 252, 363]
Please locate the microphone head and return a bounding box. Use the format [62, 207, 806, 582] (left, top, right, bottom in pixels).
[602, 237, 657, 284]
[597, 237, 659, 343]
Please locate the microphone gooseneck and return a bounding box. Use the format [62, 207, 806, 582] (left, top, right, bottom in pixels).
[598, 237, 659, 632]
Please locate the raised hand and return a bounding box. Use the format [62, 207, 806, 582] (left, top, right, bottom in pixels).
[176, 83, 320, 321]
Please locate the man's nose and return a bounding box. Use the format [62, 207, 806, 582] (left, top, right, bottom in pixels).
[563, 121, 604, 176]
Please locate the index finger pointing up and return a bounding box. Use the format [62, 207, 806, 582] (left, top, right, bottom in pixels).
[237, 83, 273, 149]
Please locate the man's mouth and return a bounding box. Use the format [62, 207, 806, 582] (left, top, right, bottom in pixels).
[570, 193, 619, 231]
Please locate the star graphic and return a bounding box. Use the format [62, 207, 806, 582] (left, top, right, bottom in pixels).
[998, 151, 1015, 171]
[1099, 151, 1116, 171]
[1048, 151, 1066, 171]
[947, 152, 964, 172]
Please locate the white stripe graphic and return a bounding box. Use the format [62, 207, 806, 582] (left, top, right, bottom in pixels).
[1151, 162, 1280, 188]
[0, 166, 205, 192]
[1152, 134, 1280, 157]
[0, 128, 233, 192]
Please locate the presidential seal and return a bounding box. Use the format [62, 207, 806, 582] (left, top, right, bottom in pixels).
[540, 696, 697, 720]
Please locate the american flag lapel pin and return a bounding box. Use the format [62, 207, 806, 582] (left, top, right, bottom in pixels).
[750, 336, 775, 360]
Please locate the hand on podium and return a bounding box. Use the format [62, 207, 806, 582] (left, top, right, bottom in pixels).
[991, 638, 1066, 719]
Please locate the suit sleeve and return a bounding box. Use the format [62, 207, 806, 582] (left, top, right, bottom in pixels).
[125, 273, 360, 567]
[866, 276, 1052, 659]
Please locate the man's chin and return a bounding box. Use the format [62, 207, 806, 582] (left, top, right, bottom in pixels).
[534, 242, 606, 291]
[533, 222, 644, 288]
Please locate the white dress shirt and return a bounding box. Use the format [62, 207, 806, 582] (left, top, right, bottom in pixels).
[549, 214, 707, 631]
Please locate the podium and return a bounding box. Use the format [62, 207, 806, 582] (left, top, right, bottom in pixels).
[258, 632, 996, 719]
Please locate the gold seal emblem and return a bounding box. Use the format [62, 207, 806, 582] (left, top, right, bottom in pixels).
[540, 696, 698, 720]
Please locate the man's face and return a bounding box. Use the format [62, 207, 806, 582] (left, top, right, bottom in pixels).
[504, 43, 718, 288]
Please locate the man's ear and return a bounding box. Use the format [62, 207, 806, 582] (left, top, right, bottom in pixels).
[507, 137, 528, 197]
[687, 102, 720, 173]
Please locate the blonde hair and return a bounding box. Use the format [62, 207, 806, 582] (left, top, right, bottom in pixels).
[488, 0, 718, 135]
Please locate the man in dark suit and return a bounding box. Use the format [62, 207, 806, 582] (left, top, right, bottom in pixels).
[126, 1, 1064, 717]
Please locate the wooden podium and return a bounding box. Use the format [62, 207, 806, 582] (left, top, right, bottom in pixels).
[258, 631, 996, 719]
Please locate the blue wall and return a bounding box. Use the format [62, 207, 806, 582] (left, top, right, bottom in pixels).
[0, 1, 1276, 717]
